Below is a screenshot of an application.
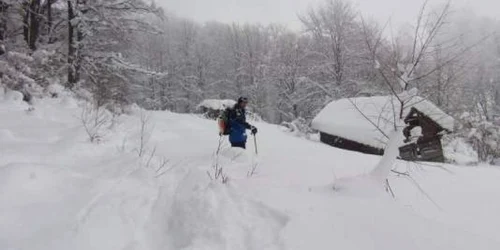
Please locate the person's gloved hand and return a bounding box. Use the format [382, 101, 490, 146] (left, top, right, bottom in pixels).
[251, 126, 258, 135]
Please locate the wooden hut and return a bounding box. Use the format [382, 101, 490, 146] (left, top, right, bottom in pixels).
[197, 99, 236, 119]
[311, 95, 454, 162]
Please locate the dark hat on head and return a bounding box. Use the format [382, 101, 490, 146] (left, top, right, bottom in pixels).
[237, 96, 248, 103]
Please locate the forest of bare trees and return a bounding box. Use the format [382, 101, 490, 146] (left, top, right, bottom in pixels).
[1, 0, 500, 162]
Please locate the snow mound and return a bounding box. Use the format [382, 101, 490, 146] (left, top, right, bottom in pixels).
[0, 129, 15, 141]
[0, 163, 85, 250]
[60, 95, 79, 108]
[218, 147, 252, 163]
[168, 170, 288, 250]
[46, 83, 65, 97]
[0, 163, 60, 203]
[0, 86, 5, 100]
[4, 90, 24, 102]
[333, 175, 386, 197]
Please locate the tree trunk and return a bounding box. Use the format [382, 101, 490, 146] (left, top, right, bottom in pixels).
[23, 1, 29, 46]
[370, 130, 404, 184]
[29, 0, 41, 50]
[75, 0, 88, 83]
[23, 0, 41, 51]
[334, 41, 343, 86]
[67, 0, 77, 89]
[47, 0, 53, 43]
[0, 1, 7, 56]
[75, 21, 84, 84]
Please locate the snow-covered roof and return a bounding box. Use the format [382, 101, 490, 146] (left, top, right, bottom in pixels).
[311, 95, 454, 149]
[197, 99, 236, 111]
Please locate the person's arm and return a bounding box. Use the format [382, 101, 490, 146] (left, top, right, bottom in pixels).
[234, 109, 257, 134]
[249, 123, 257, 134]
[242, 111, 257, 133]
[235, 113, 251, 129]
[243, 121, 252, 129]
[236, 118, 252, 130]
[243, 118, 257, 134]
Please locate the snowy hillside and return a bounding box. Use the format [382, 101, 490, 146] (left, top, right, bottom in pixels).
[1, 94, 500, 250]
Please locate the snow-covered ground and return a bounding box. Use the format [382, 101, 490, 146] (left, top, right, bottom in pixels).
[1, 94, 500, 250]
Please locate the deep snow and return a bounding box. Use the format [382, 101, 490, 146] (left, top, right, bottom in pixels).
[1, 93, 500, 250]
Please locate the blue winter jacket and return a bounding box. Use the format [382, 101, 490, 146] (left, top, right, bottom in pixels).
[227, 106, 251, 143]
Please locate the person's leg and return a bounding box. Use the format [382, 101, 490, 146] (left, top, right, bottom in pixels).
[231, 141, 246, 149]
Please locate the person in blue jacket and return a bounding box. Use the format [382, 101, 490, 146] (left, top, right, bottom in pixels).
[224, 97, 258, 149]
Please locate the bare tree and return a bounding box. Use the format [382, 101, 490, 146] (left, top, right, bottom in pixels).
[268, 30, 323, 124]
[0, 1, 8, 56]
[300, 0, 370, 99]
[359, 0, 460, 184]
[300, 0, 356, 86]
[137, 110, 153, 157]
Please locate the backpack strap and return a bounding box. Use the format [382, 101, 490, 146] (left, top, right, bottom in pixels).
[218, 108, 232, 135]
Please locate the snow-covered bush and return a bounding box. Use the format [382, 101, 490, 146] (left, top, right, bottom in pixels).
[0, 48, 65, 103]
[0, 51, 35, 100]
[123, 103, 142, 116]
[460, 112, 500, 164]
[280, 117, 313, 138]
[136, 110, 153, 157]
[31, 50, 66, 89]
[4, 90, 24, 102]
[45, 83, 65, 98]
[0, 85, 5, 100]
[246, 110, 263, 123]
[443, 135, 479, 166]
[468, 121, 500, 164]
[80, 102, 112, 143]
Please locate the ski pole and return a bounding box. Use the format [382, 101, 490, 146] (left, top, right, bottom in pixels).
[247, 134, 259, 177]
[253, 134, 258, 155]
[216, 135, 224, 156]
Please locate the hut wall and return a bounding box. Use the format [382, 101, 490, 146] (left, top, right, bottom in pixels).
[418, 137, 445, 162]
[405, 109, 442, 139]
[319, 132, 384, 156]
[402, 109, 446, 163]
[320, 131, 445, 163]
[399, 139, 445, 163]
[419, 117, 441, 138]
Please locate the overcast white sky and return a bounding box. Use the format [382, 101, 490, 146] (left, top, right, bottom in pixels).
[157, 0, 499, 30]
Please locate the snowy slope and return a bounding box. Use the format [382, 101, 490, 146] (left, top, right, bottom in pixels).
[1, 94, 500, 250]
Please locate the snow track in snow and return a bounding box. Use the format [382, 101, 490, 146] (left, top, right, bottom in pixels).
[166, 170, 288, 250]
